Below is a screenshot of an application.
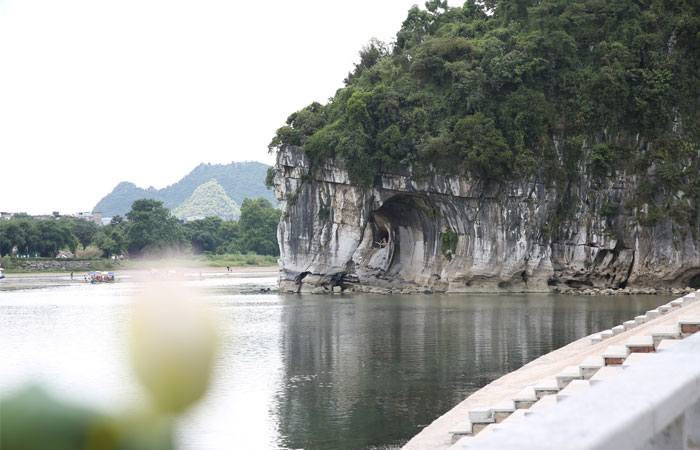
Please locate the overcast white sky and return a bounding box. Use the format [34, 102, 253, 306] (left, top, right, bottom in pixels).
[0, 0, 461, 214]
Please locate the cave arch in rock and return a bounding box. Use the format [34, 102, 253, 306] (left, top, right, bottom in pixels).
[688, 273, 700, 289]
[361, 194, 443, 277]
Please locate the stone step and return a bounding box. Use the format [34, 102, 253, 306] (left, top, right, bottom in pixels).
[622, 320, 637, 331]
[468, 407, 494, 425]
[622, 352, 652, 369]
[634, 315, 649, 326]
[499, 408, 527, 425]
[491, 398, 516, 423]
[602, 345, 629, 365]
[471, 423, 496, 440]
[448, 435, 473, 449]
[611, 325, 625, 335]
[512, 387, 538, 409]
[625, 335, 655, 353]
[683, 292, 697, 304]
[600, 329, 614, 340]
[532, 378, 559, 399]
[590, 334, 602, 344]
[651, 325, 680, 348]
[556, 379, 591, 402]
[449, 419, 474, 441]
[589, 366, 623, 386]
[656, 339, 680, 352]
[524, 394, 557, 416]
[579, 355, 605, 379]
[646, 309, 661, 319]
[670, 298, 684, 308]
[554, 366, 583, 389]
[678, 315, 700, 336]
[659, 304, 672, 314]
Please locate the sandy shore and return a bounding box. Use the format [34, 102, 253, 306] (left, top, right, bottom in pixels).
[3, 265, 279, 279]
[403, 295, 700, 449]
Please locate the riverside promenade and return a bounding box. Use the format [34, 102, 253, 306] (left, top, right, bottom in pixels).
[404, 291, 700, 450]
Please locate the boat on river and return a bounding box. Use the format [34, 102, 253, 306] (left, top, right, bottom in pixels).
[88, 271, 115, 283]
[0, 268, 4, 279]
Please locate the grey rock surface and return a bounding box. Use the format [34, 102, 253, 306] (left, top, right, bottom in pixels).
[272, 146, 700, 293]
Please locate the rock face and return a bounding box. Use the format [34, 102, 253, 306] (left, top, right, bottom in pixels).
[272, 146, 700, 294]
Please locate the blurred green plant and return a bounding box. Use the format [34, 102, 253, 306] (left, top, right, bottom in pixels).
[0, 284, 220, 450]
[1, 386, 174, 450]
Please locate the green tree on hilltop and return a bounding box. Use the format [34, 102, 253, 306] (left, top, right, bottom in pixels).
[172, 181, 240, 221]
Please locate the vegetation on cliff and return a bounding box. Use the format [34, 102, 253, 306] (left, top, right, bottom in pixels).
[270, 0, 700, 223]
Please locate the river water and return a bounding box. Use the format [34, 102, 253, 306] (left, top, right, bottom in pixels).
[0, 275, 671, 449]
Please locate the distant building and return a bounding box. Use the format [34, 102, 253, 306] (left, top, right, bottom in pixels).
[32, 214, 56, 220]
[182, 216, 206, 223]
[74, 211, 104, 226]
[0, 212, 14, 220]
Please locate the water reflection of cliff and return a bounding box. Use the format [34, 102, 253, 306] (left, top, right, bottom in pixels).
[273, 294, 659, 450]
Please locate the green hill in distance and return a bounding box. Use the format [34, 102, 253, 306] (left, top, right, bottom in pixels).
[172, 180, 241, 220]
[94, 161, 276, 217]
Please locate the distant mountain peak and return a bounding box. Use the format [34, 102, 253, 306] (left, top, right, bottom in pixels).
[93, 161, 275, 217]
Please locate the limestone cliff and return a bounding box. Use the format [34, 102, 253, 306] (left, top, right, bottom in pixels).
[273, 146, 700, 294]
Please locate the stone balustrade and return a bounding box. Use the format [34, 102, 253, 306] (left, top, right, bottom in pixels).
[446, 291, 700, 450]
[456, 331, 700, 449]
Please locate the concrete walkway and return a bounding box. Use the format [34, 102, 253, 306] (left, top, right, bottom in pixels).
[403, 296, 700, 450]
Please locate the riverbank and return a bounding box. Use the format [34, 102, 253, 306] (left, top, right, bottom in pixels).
[1, 255, 278, 274]
[402, 293, 700, 449]
[2, 265, 279, 279]
[553, 286, 696, 296]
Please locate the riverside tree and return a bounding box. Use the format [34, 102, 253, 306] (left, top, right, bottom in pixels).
[237, 198, 282, 256]
[91, 222, 127, 258]
[35, 220, 78, 257]
[67, 218, 99, 249]
[0, 216, 77, 257]
[0, 195, 281, 260]
[182, 216, 225, 254]
[0, 220, 27, 256]
[125, 199, 182, 256]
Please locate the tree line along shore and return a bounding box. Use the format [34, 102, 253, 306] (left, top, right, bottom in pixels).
[0, 198, 280, 273]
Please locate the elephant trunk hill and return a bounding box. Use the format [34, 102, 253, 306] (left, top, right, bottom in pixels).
[268, 0, 700, 294]
[272, 146, 700, 294]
